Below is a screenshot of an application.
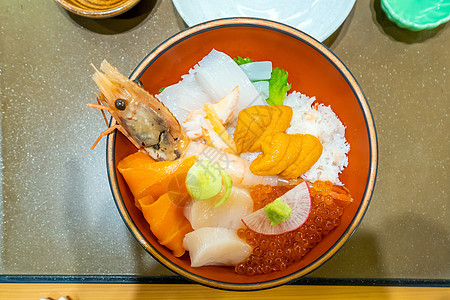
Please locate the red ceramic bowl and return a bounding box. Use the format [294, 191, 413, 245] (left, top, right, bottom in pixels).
[107, 18, 377, 290]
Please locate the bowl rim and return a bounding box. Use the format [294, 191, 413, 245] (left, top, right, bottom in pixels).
[106, 17, 378, 291]
[55, 0, 140, 18]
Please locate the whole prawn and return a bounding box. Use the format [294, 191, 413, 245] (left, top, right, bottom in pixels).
[89, 60, 189, 161]
[89, 60, 295, 186]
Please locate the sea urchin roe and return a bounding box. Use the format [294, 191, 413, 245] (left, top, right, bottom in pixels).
[234, 105, 293, 153]
[250, 133, 323, 179]
[236, 181, 350, 276]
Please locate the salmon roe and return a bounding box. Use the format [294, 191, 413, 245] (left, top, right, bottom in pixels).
[235, 181, 351, 276]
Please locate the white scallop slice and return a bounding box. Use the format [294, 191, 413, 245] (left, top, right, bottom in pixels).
[183, 227, 252, 267]
[185, 186, 253, 230]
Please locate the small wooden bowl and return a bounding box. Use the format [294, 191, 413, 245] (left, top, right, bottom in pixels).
[56, 0, 140, 18]
[107, 18, 378, 290]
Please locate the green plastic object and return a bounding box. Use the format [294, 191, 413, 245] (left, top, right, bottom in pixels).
[381, 0, 450, 31]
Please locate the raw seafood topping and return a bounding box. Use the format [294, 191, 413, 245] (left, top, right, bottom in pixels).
[91, 49, 352, 276]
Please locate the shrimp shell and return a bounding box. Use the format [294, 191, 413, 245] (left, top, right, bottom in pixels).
[89, 60, 190, 161]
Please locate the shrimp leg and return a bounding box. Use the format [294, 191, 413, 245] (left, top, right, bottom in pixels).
[90, 123, 141, 150]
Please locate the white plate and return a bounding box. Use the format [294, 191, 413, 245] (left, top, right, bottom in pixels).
[172, 0, 355, 42]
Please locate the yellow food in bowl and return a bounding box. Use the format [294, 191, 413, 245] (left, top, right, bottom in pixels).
[250, 133, 322, 179]
[234, 105, 293, 153]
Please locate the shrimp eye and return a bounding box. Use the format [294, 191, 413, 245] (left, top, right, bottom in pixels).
[133, 79, 143, 88]
[115, 99, 126, 110]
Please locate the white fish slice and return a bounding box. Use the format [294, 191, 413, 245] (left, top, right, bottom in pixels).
[184, 186, 253, 230]
[239, 61, 273, 81]
[183, 227, 252, 267]
[156, 73, 212, 122]
[194, 49, 266, 114]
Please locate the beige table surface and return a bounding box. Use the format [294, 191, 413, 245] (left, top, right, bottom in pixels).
[0, 284, 449, 300]
[0, 0, 448, 289]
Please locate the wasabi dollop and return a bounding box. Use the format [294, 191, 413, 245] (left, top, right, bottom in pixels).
[264, 198, 292, 226]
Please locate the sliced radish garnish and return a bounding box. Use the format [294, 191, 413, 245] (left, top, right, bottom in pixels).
[242, 181, 311, 235]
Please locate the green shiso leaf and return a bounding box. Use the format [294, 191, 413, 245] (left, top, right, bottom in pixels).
[233, 56, 254, 65]
[266, 67, 291, 106]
